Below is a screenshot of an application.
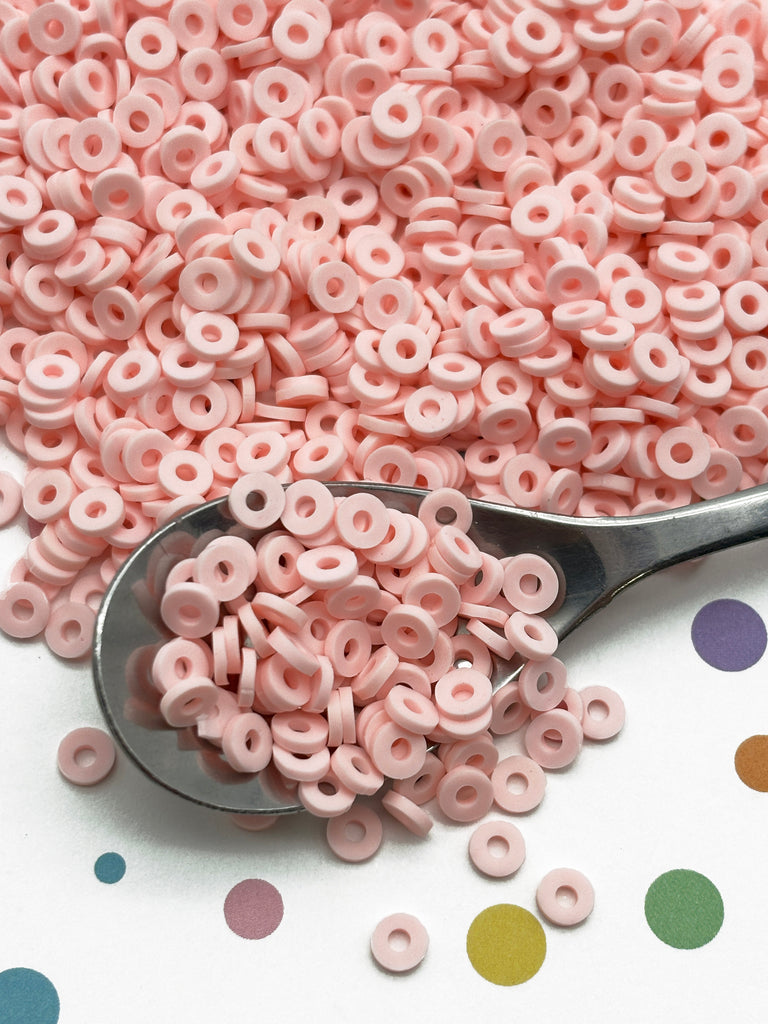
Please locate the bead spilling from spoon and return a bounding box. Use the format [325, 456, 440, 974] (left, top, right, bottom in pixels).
[147, 473, 624, 824]
[94, 478, 768, 816]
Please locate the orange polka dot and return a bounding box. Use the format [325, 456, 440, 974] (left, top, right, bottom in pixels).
[734, 735, 768, 791]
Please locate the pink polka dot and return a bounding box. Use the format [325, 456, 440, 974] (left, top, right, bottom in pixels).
[223, 879, 284, 940]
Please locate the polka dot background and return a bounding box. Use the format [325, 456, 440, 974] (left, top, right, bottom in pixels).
[691, 599, 767, 672]
[94, 852, 126, 885]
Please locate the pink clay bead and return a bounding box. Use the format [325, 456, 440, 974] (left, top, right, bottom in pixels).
[44, 600, 95, 659]
[536, 868, 595, 927]
[298, 773, 356, 818]
[433, 668, 492, 721]
[436, 764, 494, 823]
[326, 804, 383, 861]
[384, 684, 439, 736]
[228, 472, 286, 530]
[152, 636, 212, 693]
[381, 789, 433, 838]
[491, 754, 546, 813]
[160, 582, 219, 639]
[271, 744, 330, 783]
[502, 553, 560, 615]
[222, 712, 273, 773]
[160, 676, 220, 727]
[331, 743, 384, 796]
[525, 709, 583, 770]
[579, 685, 626, 741]
[0, 580, 50, 638]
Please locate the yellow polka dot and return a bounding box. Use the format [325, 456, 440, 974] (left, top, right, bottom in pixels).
[466, 904, 546, 986]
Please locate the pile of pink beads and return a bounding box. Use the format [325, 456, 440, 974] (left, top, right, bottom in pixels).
[0, 0, 767, 662]
[152, 481, 624, 857]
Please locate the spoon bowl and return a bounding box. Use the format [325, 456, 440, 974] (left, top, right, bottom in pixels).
[93, 481, 768, 815]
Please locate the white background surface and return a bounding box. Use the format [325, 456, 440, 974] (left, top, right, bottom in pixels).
[0, 433, 767, 1022]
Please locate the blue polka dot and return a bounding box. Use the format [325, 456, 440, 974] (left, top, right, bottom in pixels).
[691, 599, 767, 671]
[94, 852, 125, 884]
[0, 968, 59, 1024]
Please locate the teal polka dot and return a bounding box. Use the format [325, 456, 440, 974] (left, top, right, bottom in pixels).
[94, 852, 126, 884]
[0, 968, 59, 1024]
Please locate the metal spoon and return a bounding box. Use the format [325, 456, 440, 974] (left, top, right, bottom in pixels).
[93, 481, 768, 815]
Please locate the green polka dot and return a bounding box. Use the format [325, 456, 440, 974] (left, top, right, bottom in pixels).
[644, 869, 724, 949]
[466, 904, 546, 985]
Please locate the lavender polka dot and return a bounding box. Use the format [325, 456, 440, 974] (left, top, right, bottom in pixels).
[691, 599, 767, 671]
[224, 879, 283, 939]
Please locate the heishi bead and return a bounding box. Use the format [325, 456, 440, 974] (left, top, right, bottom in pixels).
[536, 867, 595, 926]
[436, 764, 494, 823]
[370, 913, 428, 974]
[469, 819, 526, 878]
[326, 804, 383, 861]
[57, 726, 115, 786]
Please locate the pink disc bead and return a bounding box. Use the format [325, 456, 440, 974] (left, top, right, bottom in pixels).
[370, 913, 428, 973]
[298, 772, 356, 818]
[491, 754, 546, 813]
[228, 472, 287, 530]
[281, 479, 336, 538]
[418, 487, 473, 535]
[384, 684, 439, 735]
[436, 765, 494, 823]
[579, 685, 626, 740]
[402, 573, 461, 628]
[160, 676, 220, 727]
[326, 804, 383, 862]
[504, 612, 559, 661]
[536, 868, 595, 926]
[392, 751, 445, 805]
[57, 727, 116, 786]
[381, 604, 438, 659]
[193, 535, 258, 602]
[296, 545, 358, 590]
[433, 668, 492, 721]
[152, 636, 212, 693]
[335, 493, 390, 549]
[489, 684, 532, 741]
[469, 820, 526, 878]
[331, 743, 384, 796]
[230, 814, 278, 832]
[381, 789, 433, 838]
[0, 581, 50, 639]
[518, 656, 568, 712]
[368, 719, 427, 780]
[160, 582, 219, 639]
[44, 601, 95, 659]
[271, 744, 330, 783]
[502, 554, 560, 614]
[524, 709, 583, 769]
[68, 487, 125, 538]
[222, 712, 273, 773]
[654, 427, 711, 480]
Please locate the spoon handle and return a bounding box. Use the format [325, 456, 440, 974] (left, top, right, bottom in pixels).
[594, 482, 768, 595]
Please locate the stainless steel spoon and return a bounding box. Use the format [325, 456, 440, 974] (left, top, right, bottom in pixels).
[93, 481, 768, 815]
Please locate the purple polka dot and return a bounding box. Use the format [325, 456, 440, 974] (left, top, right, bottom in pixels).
[691, 599, 766, 671]
[223, 879, 283, 939]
